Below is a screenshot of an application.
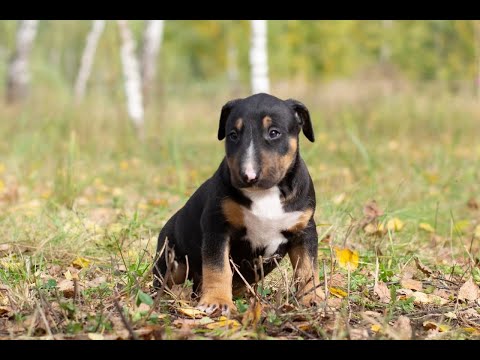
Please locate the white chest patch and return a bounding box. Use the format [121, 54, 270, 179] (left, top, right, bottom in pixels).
[241, 186, 303, 257]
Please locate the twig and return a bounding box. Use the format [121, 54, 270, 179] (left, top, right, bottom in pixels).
[36, 302, 54, 339]
[113, 294, 138, 340]
[230, 258, 261, 302]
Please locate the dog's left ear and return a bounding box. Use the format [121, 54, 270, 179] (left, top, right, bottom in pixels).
[285, 99, 315, 142]
[218, 98, 241, 141]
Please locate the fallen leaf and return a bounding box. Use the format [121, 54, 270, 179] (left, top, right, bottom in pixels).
[453, 220, 470, 234]
[364, 223, 384, 235]
[410, 291, 448, 305]
[177, 306, 206, 319]
[467, 198, 479, 210]
[87, 333, 104, 340]
[419, 222, 435, 233]
[363, 200, 383, 219]
[458, 277, 480, 302]
[433, 288, 453, 300]
[400, 278, 423, 291]
[87, 276, 106, 288]
[391, 315, 412, 340]
[423, 321, 450, 332]
[64, 269, 79, 281]
[335, 247, 359, 271]
[444, 312, 457, 319]
[72, 257, 91, 269]
[57, 279, 75, 298]
[0, 306, 13, 317]
[326, 298, 342, 309]
[370, 324, 382, 333]
[329, 287, 347, 298]
[205, 316, 241, 330]
[242, 301, 262, 327]
[329, 273, 346, 287]
[374, 281, 391, 303]
[349, 328, 369, 340]
[414, 257, 433, 276]
[387, 218, 404, 232]
[460, 308, 480, 319]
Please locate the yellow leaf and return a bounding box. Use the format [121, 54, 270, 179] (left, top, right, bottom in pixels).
[72, 257, 91, 269]
[454, 220, 470, 234]
[364, 223, 383, 235]
[371, 324, 382, 332]
[329, 287, 347, 298]
[387, 218, 404, 232]
[419, 222, 435, 233]
[177, 306, 206, 319]
[0, 180, 5, 192]
[119, 161, 129, 170]
[87, 333, 104, 340]
[206, 317, 241, 330]
[474, 225, 480, 239]
[334, 247, 359, 271]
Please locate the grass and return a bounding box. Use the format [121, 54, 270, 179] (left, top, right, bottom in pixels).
[0, 79, 479, 340]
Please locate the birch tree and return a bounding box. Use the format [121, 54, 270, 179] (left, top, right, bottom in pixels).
[117, 20, 144, 140]
[74, 20, 105, 103]
[249, 20, 270, 94]
[140, 20, 164, 103]
[6, 20, 39, 104]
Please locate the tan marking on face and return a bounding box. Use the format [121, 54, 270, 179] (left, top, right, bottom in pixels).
[222, 198, 245, 228]
[235, 118, 243, 131]
[288, 245, 325, 306]
[198, 242, 234, 310]
[260, 136, 298, 183]
[262, 116, 272, 129]
[286, 208, 313, 233]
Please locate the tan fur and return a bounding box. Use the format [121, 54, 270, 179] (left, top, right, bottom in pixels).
[262, 116, 272, 129]
[222, 198, 245, 228]
[235, 118, 243, 131]
[289, 245, 325, 306]
[287, 208, 313, 233]
[198, 243, 234, 310]
[260, 136, 298, 183]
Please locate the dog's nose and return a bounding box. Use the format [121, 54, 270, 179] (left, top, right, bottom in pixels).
[242, 169, 258, 184]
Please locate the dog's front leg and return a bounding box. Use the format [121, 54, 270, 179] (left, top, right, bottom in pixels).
[288, 221, 325, 306]
[196, 234, 235, 316]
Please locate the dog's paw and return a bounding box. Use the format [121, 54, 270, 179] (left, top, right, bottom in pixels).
[196, 297, 236, 317]
[299, 287, 325, 307]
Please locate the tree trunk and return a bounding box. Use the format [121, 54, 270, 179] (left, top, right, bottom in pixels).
[249, 20, 270, 94]
[475, 20, 480, 99]
[74, 20, 106, 103]
[140, 20, 164, 104]
[6, 20, 39, 104]
[117, 20, 144, 140]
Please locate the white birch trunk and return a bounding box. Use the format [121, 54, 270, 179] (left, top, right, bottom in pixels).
[141, 20, 164, 102]
[74, 20, 105, 103]
[6, 20, 39, 103]
[249, 20, 270, 94]
[117, 20, 144, 139]
[476, 20, 480, 99]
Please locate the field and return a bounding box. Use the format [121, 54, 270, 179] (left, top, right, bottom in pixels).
[1, 79, 480, 340]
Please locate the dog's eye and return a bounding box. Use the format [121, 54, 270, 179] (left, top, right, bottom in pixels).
[228, 131, 238, 141]
[268, 129, 281, 139]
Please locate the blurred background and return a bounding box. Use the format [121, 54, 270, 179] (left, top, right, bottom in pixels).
[0, 20, 479, 257]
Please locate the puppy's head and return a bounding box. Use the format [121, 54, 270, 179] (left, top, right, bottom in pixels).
[218, 93, 314, 189]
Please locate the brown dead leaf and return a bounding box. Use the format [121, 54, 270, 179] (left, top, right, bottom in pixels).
[459, 308, 480, 319]
[423, 321, 450, 332]
[329, 273, 346, 287]
[87, 333, 104, 340]
[374, 281, 391, 303]
[458, 277, 480, 302]
[400, 278, 423, 291]
[363, 200, 383, 219]
[391, 316, 412, 340]
[410, 291, 448, 305]
[326, 297, 342, 309]
[433, 288, 453, 300]
[414, 257, 433, 276]
[242, 301, 262, 327]
[349, 328, 369, 340]
[205, 316, 241, 330]
[467, 198, 479, 210]
[86, 276, 106, 288]
[0, 306, 13, 317]
[57, 279, 75, 298]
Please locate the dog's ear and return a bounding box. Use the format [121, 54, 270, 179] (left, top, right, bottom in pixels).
[285, 99, 315, 142]
[218, 99, 241, 141]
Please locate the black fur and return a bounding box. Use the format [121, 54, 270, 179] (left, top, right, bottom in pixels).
[153, 93, 317, 295]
